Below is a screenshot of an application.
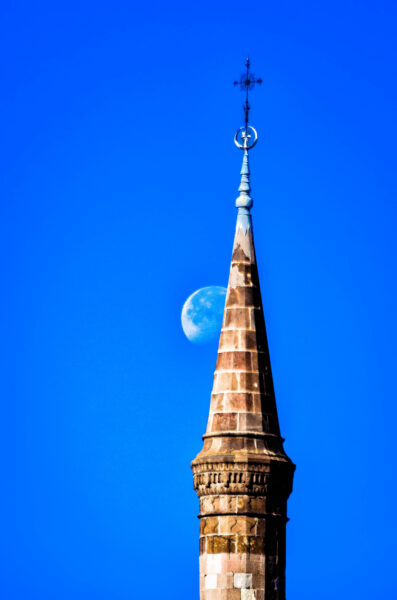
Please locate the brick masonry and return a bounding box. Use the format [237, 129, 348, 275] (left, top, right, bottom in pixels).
[191, 219, 295, 600]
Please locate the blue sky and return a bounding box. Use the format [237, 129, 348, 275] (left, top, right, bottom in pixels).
[1, 1, 396, 598]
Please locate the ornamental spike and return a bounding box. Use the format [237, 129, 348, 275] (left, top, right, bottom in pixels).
[233, 58, 261, 232]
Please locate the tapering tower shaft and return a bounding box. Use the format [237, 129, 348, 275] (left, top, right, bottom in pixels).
[191, 123, 294, 600]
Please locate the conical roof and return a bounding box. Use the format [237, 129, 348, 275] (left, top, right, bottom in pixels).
[193, 145, 291, 467]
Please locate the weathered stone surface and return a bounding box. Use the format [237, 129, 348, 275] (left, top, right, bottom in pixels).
[234, 573, 253, 589]
[224, 307, 251, 329]
[238, 413, 264, 433]
[201, 517, 219, 535]
[241, 590, 256, 600]
[218, 516, 257, 535]
[192, 205, 295, 600]
[239, 371, 261, 392]
[213, 372, 239, 392]
[211, 412, 238, 432]
[205, 574, 218, 590]
[222, 392, 255, 413]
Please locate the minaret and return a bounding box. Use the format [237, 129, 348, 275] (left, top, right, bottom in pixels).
[191, 60, 295, 600]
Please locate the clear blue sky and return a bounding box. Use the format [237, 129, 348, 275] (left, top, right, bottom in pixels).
[1, 1, 396, 598]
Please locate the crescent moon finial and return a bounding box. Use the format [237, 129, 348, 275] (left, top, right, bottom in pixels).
[234, 126, 258, 151]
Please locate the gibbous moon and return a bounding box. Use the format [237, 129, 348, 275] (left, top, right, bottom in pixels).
[181, 286, 227, 344]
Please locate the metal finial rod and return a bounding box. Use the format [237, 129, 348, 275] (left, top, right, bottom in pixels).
[233, 57, 262, 134]
[233, 59, 262, 230]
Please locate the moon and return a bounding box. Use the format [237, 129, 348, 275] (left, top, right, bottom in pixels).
[181, 286, 227, 344]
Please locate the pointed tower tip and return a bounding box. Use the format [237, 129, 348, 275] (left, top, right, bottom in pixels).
[191, 60, 294, 600]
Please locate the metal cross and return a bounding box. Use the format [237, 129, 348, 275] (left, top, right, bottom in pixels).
[234, 58, 262, 130]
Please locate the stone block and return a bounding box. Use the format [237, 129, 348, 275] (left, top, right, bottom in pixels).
[217, 573, 234, 589]
[256, 519, 266, 537]
[241, 590, 256, 600]
[251, 393, 263, 413]
[200, 555, 207, 570]
[211, 412, 238, 432]
[238, 413, 263, 433]
[243, 286, 256, 306]
[205, 590, 222, 600]
[234, 573, 253, 589]
[219, 495, 236, 513]
[225, 286, 240, 306]
[207, 535, 235, 554]
[206, 554, 223, 574]
[225, 307, 250, 329]
[226, 553, 243, 573]
[210, 393, 224, 412]
[220, 590, 240, 600]
[236, 495, 250, 512]
[239, 372, 261, 392]
[236, 535, 250, 554]
[241, 331, 260, 351]
[219, 516, 257, 535]
[250, 351, 259, 370]
[216, 352, 234, 370]
[213, 372, 239, 392]
[231, 242, 250, 263]
[201, 517, 219, 535]
[229, 264, 248, 288]
[227, 285, 256, 307]
[219, 330, 240, 350]
[201, 496, 221, 515]
[233, 264, 253, 286]
[232, 351, 252, 370]
[252, 573, 265, 589]
[218, 436, 244, 451]
[205, 574, 218, 590]
[223, 392, 254, 412]
[244, 556, 265, 577]
[249, 537, 265, 554]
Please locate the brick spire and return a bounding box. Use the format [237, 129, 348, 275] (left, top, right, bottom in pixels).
[191, 128, 295, 600]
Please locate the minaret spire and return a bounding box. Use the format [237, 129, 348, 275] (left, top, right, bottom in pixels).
[191, 59, 295, 600]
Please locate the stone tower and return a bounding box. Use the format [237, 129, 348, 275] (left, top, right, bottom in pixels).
[191, 64, 295, 600]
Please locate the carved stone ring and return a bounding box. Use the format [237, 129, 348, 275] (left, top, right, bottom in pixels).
[234, 125, 258, 150]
